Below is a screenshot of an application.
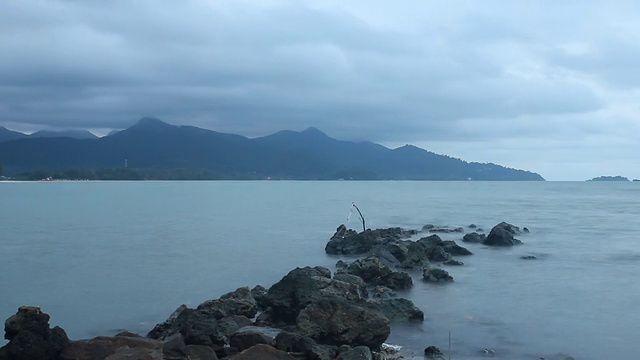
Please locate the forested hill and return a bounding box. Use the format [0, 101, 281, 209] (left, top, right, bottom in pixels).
[0, 118, 544, 180]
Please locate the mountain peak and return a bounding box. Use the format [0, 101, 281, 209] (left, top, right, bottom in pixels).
[301, 127, 329, 138]
[132, 117, 172, 128]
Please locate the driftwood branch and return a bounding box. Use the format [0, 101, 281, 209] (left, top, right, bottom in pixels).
[352, 202, 366, 232]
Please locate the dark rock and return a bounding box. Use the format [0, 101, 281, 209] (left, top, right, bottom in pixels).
[483, 222, 523, 246]
[337, 257, 413, 290]
[263, 266, 364, 323]
[183, 345, 219, 360]
[0, 306, 69, 360]
[274, 331, 316, 354]
[422, 224, 435, 231]
[309, 344, 339, 360]
[443, 259, 464, 266]
[387, 243, 408, 263]
[462, 232, 486, 243]
[370, 286, 395, 298]
[423, 268, 453, 282]
[251, 285, 268, 309]
[424, 345, 444, 358]
[468, 224, 477, 229]
[337, 346, 372, 360]
[326, 225, 414, 255]
[336, 260, 350, 268]
[60, 333, 162, 360]
[147, 305, 227, 348]
[230, 344, 297, 360]
[441, 240, 473, 256]
[230, 329, 275, 352]
[417, 234, 444, 247]
[332, 273, 367, 289]
[218, 315, 253, 338]
[197, 287, 258, 320]
[424, 246, 452, 262]
[296, 297, 390, 349]
[520, 255, 537, 260]
[400, 242, 430, 269]
[367, 246, 402, 269]
[428, 227, 464, 233]
[365, 298, 424, 321]
[523, 227, 530, 233]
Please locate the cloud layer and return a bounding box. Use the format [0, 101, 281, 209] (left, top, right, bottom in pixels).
[1, 1, 639, 180]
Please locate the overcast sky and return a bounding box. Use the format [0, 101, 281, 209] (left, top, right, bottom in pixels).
[1, 1, 639, 180]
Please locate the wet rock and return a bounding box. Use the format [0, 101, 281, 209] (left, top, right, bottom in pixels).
[197, 287, 258, 320]
[326, 225, 414, 255]
[443, 259, 464, 266]
[337, 346, 372, 360]
[229, 328, 275, 352]
[296, 297, 390, 349]
[424, 345, 444, 358]
[336, 260, 350, 268]
[337, 257, 413, 290]
[423, 268, 453, 282]
[428, 227, 464, 233]
[441, 240, 473, 256]
[523, 227, 530, 233]
[218, 315, 253, 338]
[424, 246, 452, 262]
[147, 305, 227, 349]
[370, 286, 395, 299]
[251, 285, 268, 309]
[468, 224, 477, 229]
[520, 255, 537, 260]
[60, 333, 162, 360]
[263, 266, 364, 323]
[483, 222, 523, 246]
[0, 306, 69, 360]
[230, 344, 297, 360]
[399, 242, 430, 269]
[462, 232, 486, 243]
[365, 298, 424, 321]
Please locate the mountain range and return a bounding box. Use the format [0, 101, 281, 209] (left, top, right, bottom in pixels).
[0, 118, 544, 180]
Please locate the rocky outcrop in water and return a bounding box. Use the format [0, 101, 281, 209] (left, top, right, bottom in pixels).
[423, 268, 454, 282]
[483, 222, 524, 246]
[325, 225, 416, 255]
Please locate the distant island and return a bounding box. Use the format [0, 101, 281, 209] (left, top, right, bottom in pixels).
[587, 176, 630, 182]
[0, 118, 545, 181]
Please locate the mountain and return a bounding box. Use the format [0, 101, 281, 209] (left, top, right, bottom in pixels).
[30, 129, 98, 140]
[587, 175, 630, 182]
[0, 118, 545, 180]
[0, 127, 28, 142]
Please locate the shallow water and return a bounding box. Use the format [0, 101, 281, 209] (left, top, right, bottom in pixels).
[1, 181, 638, 359]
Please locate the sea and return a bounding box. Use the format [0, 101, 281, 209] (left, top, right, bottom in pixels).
[1, 181, 638, 359]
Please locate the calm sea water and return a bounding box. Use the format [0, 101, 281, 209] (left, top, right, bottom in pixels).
[1, 181, 639, 359]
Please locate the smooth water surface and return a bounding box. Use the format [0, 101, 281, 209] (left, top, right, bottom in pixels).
[1, 181, 639, 359]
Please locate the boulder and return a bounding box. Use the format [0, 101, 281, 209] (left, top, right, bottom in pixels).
[218, 315, 253, 338]
[251, 285, 269, 309]
[0, 306, 69, 360]
[229, 329, 275, 352]
[296, 297, 390, 349]
[325, 225, 414, 255]
[441, 240, 473, 256]
[60, 333, 162, 360]
[424, 246, 452, 262]
[443, 259, 464, 266]
[399, 242, 430, 269]
[230, 344, 297, 360]
[483, 222, 523, 246]
[462, 232, 486, 243]
[262, 266, 364, 323]
[147, 305, 227, 349]
[369, 286, 395, 299]
[274, 332, 338, 360]
[337, 346, 372, 360]
[424, 345, 444, 359]
[337, 257, 413, 290]
[365, 298, 424, 321]
[423, 268, 453, 282]
[197, 287, 258, 320]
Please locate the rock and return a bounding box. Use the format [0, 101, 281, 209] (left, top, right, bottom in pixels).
[428, 227, 464, 233]
[441, 240, 473, 256]
[183, 345, 219, 360]
[274, 331, 338, 360]
[370, 286, 395, 299]
[423, 268, 453, 282]
[424, 246, 452, 262]
[230, 344, 297, 360]
[230, 329, 275, 352]
[60, 333, 162, 360]
[197, 287, 258, 320]
[443, 259, 464, 266]
[251, 285, 269, 309]
[399, 242, 430, 269]
[520, 255, 537, 260]
[422, 224, 435, 231]
[332, 273, 367, 290]
[337, 257, 412, 290]
[387, 243, 408, 263]
[325, 225, 414, 255]
[147, 305, 226, 349]
[462, 232, 486, 243]
[263, 266, 364, 323]
[365, 298, 424, 321]
[523, 227, 530, 233]
[424, 345, 444, 358]
[218, 315, 253, 338]
[0, 306, 69, 360]
[337, 346, 372, 360]
[483, 222, 523, 246]
[296, 297, 390, 349]
[336, 260, 350, 268]
[416, 234, 443, 247]
[468, 224, 477, 228]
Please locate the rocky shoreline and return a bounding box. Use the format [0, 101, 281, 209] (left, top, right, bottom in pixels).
[1, 221, 530, 360]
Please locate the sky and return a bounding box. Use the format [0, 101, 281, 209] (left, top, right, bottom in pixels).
[1, 1, 640, 181]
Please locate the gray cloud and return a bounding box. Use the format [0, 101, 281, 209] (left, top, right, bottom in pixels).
[1, 1, 639, 180]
